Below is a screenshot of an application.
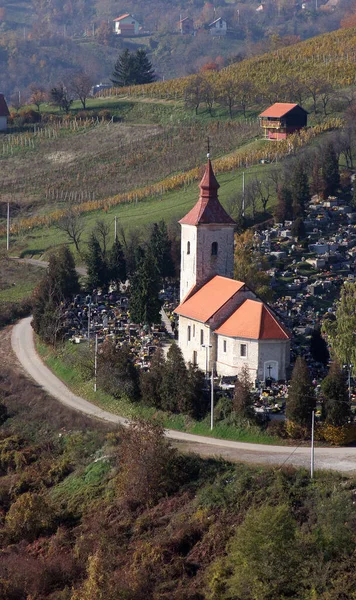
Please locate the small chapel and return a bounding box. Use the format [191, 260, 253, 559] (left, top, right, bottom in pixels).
[174, 157, 291, 383]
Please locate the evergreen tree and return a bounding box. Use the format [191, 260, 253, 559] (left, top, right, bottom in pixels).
[111, 48, 135, 86]
[182, 363, 207, 418]
[98, 341, 140, 401]
[129, 247, 162, 325]
[321, 362, 351, 426]
[149, 221, 175, 279]
[232, 365, 255, 420]
[322, 282, 356, 367]
[86, 233, 108, 290]
[291, 162, 310, 218]
[47, 246, 80, 300]
[160, 343, 188, 412]
[321, 142, 340, 198]
[134, 48, 156, 84]
[291, 217, 306, 239]
[140, 347, 165, 409]
[311, 152, 323, 197]
[274, 186, 293, 223]
[111, 48, 155, 87]
[286, 357, 315, 427]
[108, 239, 127, 288]
[310, 328, 329, 366]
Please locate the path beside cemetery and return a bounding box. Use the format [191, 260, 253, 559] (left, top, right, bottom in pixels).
[11, 317, 356, 474]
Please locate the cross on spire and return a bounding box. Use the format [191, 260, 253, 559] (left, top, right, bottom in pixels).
[206, 136, 210, 158]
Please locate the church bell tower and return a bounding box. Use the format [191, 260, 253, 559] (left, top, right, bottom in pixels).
[179, 156, 236, 301]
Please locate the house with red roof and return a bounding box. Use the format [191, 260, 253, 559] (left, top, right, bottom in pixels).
[174, 158, 290, 382]
[259, 103, 308, 140]
[113, 14, 141, 35]
[0, 93, 10, 132]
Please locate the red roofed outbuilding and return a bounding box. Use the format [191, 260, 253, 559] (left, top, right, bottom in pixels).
[259, 102, 308, 140]
[113, 14, 141, 35]
[0, 93, 10, 131]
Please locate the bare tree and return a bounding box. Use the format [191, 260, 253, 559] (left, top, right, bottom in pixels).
[253, 178, 272, 213]
[70, 73, 93, 110]
[267, 167, 282, 196]
[55, 209, 85, 253]
[319, 83, 334, 116]
[29, 86, 47, 112]
[184, 75, 206, 115]
[50, 83, 73, 113]
[218, 79, 238, 118]
[93, 219, 110, 258]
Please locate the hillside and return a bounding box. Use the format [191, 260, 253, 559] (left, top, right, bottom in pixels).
[1, 334, 356, 600]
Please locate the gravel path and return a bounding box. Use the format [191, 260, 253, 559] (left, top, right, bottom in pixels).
[11, 317, 356, 473]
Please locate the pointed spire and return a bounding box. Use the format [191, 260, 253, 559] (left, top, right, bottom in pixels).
[179, 157, 235, 226]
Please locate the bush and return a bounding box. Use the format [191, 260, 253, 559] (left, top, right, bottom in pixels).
[98, 109, 112, 121]
[18, 108, 41, 123]
[316, 423, 356, 445]
[0, 298, 33, 329]
[266, 419, 287, 438]
[5, 492, 56, 542]
[285, 420, 310, 440]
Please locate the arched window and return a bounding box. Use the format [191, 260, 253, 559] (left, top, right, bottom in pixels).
[211, 242, 218, 256]
[187, 241, 190, 255]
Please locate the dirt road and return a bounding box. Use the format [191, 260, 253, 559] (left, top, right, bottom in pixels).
[11, 317, 356, 473]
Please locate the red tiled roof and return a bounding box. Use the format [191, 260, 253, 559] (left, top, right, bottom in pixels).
[215, 299, 290, 340]
[259, 103, 300, 118]
[175, 275, 245, 322]
[0, 94, 10, 117]
[179, 159, 235, 226]
[113, 13, 135, 21]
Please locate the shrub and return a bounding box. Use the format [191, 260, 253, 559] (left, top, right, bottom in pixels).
[18, 108, 41, 123]
[5, 492, 56, 542]
[316, 423, 356, 445]
[98, 109, 112, 120]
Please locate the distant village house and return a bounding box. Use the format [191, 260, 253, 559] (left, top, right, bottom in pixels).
[208, 17, 227, 36]
[259, 103, 308, 140]
[0, 94, 10, 131]
[179, 17, 194, 34]
[113, 14, 141, 36]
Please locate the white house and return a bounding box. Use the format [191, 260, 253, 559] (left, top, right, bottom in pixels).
[208, 17, 227, 35]
[0, 93, 10, 131]
[113, 14, 141, 35]
[174, 158, 290, 383]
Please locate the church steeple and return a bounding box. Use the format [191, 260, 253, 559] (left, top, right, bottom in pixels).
[179, 157, 235, 301]
[179, 158, 235, 226]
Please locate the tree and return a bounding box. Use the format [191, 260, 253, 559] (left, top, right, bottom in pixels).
[234, 230, 273, 302]
[129, 247, 162, 325]
[321, 141, 340, 198]
[232, 364, 254, 420]
[86, 233, 108, 291]
[352, 182, 356, 210]
[50, 83, 73, 113]
[108, 239, 126, 288]
[218, 79, 238, 118]
[71, 549, 110, 600]
[184, 75, 207, 115]
[5, 492, 55, 542]
[70, 73, 93, 109]
[134, 48, 156, 84]
[117, 420, 178, 508]
[274, 186, 293, 223]
[111, 48, 155, 86]
[140, 347, 165, 408]
[55, 208, 84, 254]
[160, 343, 188, 412]
[98, 341, 140, 401]
[29, 85, 47, 112]
[111, 48, 134, 86]
[321, 362, 351, 426]
[286, 357, 315, 428]
[93, 219, 110, 259]
[291, 161, 310, 218]
[311, 151, 323, 197]
[322, 282, 356, 367]
[148, 221, 175, 279]
[310, 329, 329, 366]
[291, 217, 306, 239]
[224, 504, 300, 600]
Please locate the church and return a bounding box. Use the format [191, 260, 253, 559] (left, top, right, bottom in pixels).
[174, 156, 291, 383]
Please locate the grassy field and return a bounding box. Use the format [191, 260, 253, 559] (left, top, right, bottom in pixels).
[8, 161, 272, 260]
[0, 255, 43, 302]
[37, 339, 284, 445]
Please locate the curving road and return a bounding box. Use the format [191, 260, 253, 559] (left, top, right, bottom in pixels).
[11, 317, 356, 473]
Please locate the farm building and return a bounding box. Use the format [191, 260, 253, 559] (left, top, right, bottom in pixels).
[259, 103, 308, 140]
[113, 14, 141, 35]
[174, 157, 291, 383]
[0, 93, 10, 131]
[208, 17, 227, 35]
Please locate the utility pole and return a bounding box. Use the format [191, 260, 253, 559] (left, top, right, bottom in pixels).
[94, 334, 98, 392]
[310, 410, 315, 479]
[210, 366, 214, 430]
[114, 216, 117, 241]
[87, 303, 91, 343]
[202, 343, 212, 380]
[6, 203, 10, 251]
[242, 172, 245, 217]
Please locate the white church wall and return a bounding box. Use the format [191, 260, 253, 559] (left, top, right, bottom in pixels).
[215, 335, 259, 378]
[178, 316, 215, 373]
[257, 339, 290, 381]
[180, 225, 197, 301]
